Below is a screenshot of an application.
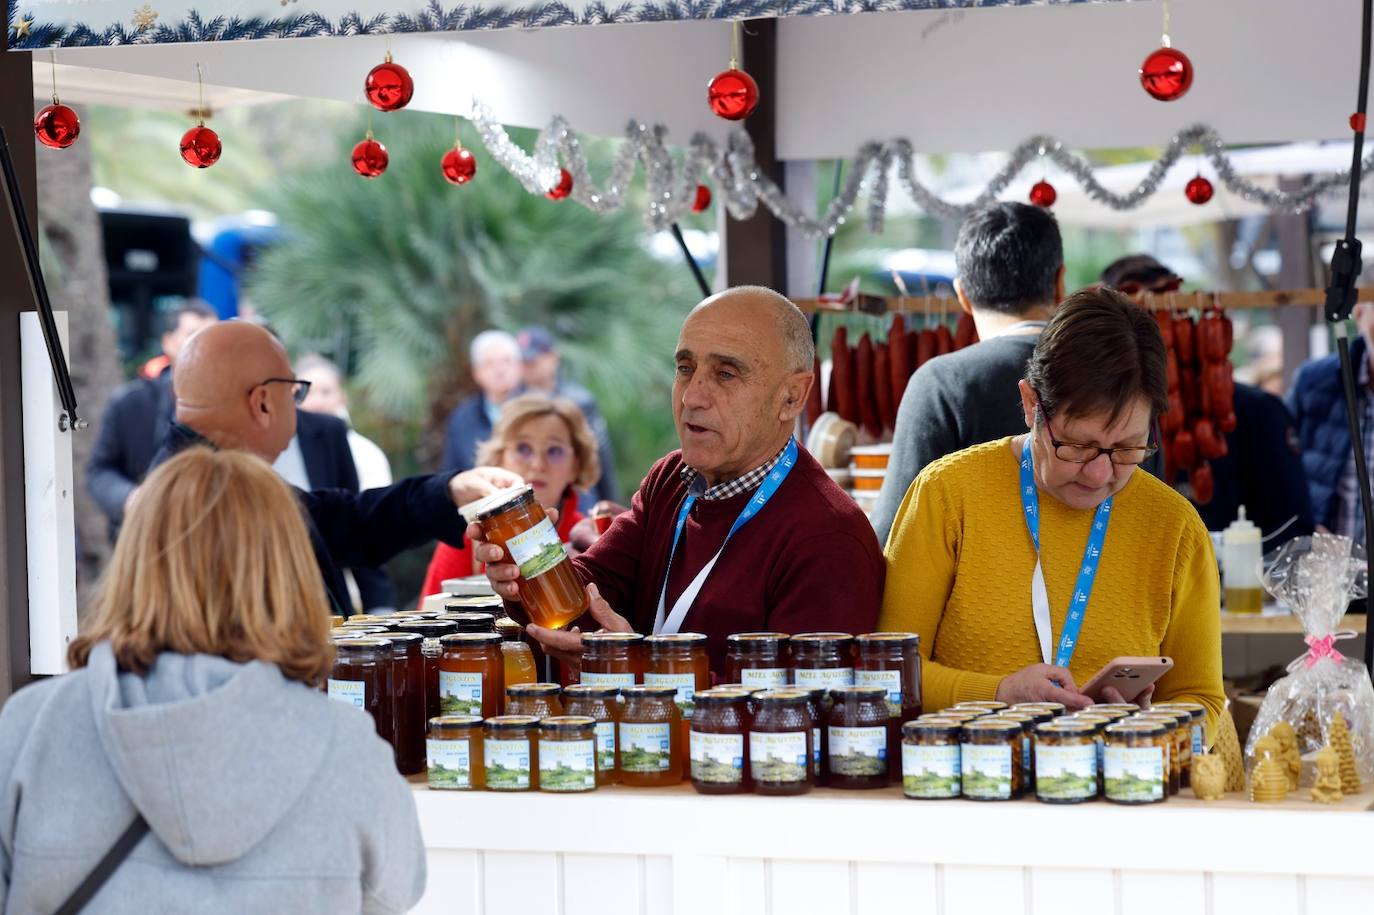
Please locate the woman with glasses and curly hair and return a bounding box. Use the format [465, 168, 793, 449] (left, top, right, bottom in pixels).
[879, 287, 1225, 738]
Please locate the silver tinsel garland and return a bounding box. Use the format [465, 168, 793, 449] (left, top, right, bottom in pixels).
[470, 102, 1374, 237]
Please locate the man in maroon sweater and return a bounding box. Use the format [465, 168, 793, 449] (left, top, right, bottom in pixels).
[470, 286, 884, 673]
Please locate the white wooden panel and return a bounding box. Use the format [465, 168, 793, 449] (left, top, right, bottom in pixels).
[483, 851, 560, 915]
[1030, 867, 1113, 915]
[726, 857, 767, 915]
[770, 860, 851, 914]
[411, 849, 481, 915]
[1212, 873, 1301, 915]
[854, 861, 937, 915]
[563, 853, 640, 915]
[942, 865, 1025, 915]
[1120, 870, 1205, 915]
[671, 854, 729, 915]
[1306, 876, 1374, 912]
[643, 855, 672, 915]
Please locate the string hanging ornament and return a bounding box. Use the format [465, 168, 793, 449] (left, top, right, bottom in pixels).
[1140, 0, 1193, 102]
[707, 21, 759, 122]
[34, 52, 80, 150]
[441, 119, 477, 185]
[179, 64, 222, 169]
[351, 111, 389, 179]
[365, 40, 414, 112]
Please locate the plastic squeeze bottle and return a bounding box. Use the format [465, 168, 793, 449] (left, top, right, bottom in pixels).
[1222, 507, 1263, 614]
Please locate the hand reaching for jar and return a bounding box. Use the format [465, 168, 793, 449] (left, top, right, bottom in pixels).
[994, 664, 1094, 710]
[525, 584, 636, 670]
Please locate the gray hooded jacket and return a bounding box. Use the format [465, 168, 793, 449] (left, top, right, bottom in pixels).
[0, 642, 425, 914]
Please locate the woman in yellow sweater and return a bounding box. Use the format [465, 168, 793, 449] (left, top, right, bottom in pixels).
[879, 288, 1225, 737]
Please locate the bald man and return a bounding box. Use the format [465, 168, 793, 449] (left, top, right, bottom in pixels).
[470, 286, 885, 673]
[151, 322, 519, 616]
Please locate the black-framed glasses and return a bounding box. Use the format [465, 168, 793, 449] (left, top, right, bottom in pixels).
[1037, 405, 1157, 466]
[252, 377, 312, 406]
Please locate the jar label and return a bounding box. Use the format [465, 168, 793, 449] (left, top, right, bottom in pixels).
[961, 743, 1013, 799]
[539, 738, 596, 791]
[505, 517, 569, 581]
[580, 672, 636, 689]
[793, 667, 854, 690]
[750, 731, 809, 784]
[644, 672, 698, 718]
[902, 743, 960, 798]
[1104, 746, 1165, 802]
[1191, 724, 1204, 756]
[620, 722, 672, 772]
[594, 721, 616, 771]
[690, 731, 744, 784]
[812, 727, 821, 773]
[439, 670, 483, 716]
[739, 667, 789, 689]
[326, 679, 365, 709]
[1035, 743, 1097, 800]
[426, 737, 472, 790]
[854, 669, 903, 718]
[484, 738, 531, 790]
[828, 725, 887, 777]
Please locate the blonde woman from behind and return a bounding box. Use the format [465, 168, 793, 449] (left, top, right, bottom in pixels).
[0, 448, 424, 914]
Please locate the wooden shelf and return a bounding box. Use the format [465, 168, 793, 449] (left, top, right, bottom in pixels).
[796, 286, 1374, 316]
[1221, 611, 1366, 635]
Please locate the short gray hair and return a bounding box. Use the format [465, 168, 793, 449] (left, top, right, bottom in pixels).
[469, 329, 520, 366]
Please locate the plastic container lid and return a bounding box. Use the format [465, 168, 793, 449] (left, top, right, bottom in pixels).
[1223, 506, 1261, 544]
[459, 485, 536, 524]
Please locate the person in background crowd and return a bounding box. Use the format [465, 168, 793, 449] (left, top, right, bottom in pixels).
[298, 354, 394, 490]
[1289, 299, 1374, 542]
[0, 449, 424, 913]
[156, 321, 518, 617]
[879, 288, 1225, 737]
[1102, 254, 1313, 544]
[440, 330, 523, 474]
[518, 326, 619, 507]
[870, 203, 1066, 548]
[419, 395, 597, 598]
[472, 286, 885, 673]
[86, 300, 217, 539]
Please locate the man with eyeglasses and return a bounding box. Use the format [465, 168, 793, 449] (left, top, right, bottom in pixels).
[149, 321, 519, 617]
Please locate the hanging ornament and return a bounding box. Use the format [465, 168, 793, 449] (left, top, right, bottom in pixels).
[1029, 180, 1056, 208]
[1185, 174, 1214, 205]
[365, 50, 414, 112]
[546, 167, 573, 201]
[707, 22, 759, 121]
[351, 133, 389, 179]
[441, 144, 477, 185]
[1139, 1, 1193, 102]
[34, 54, 79, 149]
[691, 185, 712, 213]
[180, 64, 221, 168]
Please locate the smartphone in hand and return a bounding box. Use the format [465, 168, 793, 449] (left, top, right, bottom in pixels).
[1080, 656, 1174, 703]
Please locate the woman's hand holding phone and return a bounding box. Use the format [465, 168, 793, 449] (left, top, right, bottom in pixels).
[994, 664, 1095, 710]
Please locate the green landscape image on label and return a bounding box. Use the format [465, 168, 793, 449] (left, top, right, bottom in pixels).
[505, 517, 568, 580]
[690, 731, 744, 784]
[620, 722, 671, 771]
[828, 726, 887, 777]
[1035, 744, 1097, 799]
[750, 731, 808, 783]
[961, 744, 1012, 798]
[594, 722, 616, 770]
[438, 670, 483, 716]
[539, 739, 596, 791]
[326, 679, 365, 709]
[854, 669, 903, 717]
[644, 672, 697, 717]
[902, 744, 960, 797]
[426, 738, 471, 789]
[484, 738, 531, 789]
[1104, 746, 1164, 801]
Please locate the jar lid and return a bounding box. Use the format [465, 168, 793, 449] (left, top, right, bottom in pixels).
[428, 715, 483, 734]
[855, 632, 920, 648]
[934, 709, 990, 722]
[1036, 720, 1099, 738]
[459, 485, 536, 524]
[1129, 712, 1180, 730]
[439, 632, 503, 647]
[991, 713, 1036, 732]
[1106, 720, 1167, 737]
[643, 633, 707, 649]
[495, 618, 522, 637]
[725, 632, 790, 648]
[485, 715, 541, 732]
[507, 683, 562, 698]
[952, 700, 1008, 711]
[961, 719, 1022, 736]
[1093, 703, 1141, 713]
[902, 719, 961, 739]
[999, 708, 1054, 725]
[332, 628, 387, 639]
[1153, 702, 1207, 720]
[1060, 713, 1111, 729]
[443, 596, 505, 611]
[372, 631, 424, 646]
[540, 715, 597, 733]
[397, 620, 459, 636]
[448, 611, 498, 633]
[1011, 702, 1066, 716]
[790, 632, 854, 646]
[563, 684, 622, 699]
[392, 609, 443, 618]
[828, 685, 888, 702]
[695, 688, 753, 705]
[753, 688, 812, 704]
[581, 632, 644, 645]
[333, 637, 388, 651]
[621, 685, 679, 700]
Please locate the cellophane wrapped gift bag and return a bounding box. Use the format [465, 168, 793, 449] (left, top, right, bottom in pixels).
[1244, 534, 1374, 784]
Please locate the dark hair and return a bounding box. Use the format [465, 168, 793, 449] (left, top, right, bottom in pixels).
[954, 202, 1063, 316]
[1026, 287, 1169, 426]
[1099, 254, 1180, 290]
[161, 300, 217, 336]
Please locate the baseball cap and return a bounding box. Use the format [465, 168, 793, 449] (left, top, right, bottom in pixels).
[517, 326, 556, 361]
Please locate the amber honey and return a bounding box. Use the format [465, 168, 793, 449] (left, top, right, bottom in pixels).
[506, 683, 565, 718]
[563, 684, 621, 785]
[580, 632, 644, 688]
[690, 688, 752, 795]
[724, 633, 790, 689]
[644, 633, 710, 751]
[328, 638, 392, 744]
[618, 685, 683, 786]
[750, 689, 814, 796]
[439, 632, 505, 718]
[427, 715, 483, 790]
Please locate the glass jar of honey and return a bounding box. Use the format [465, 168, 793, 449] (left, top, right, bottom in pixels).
[1132, 712, 1183, 795]
[446, 611, 498, 633]
[439, 632, 505, 718]
[538, 716, 598, 793]
[1033, 720, 1099, 804]
[580, 632, 644, 688]
[373, 631, 428, 776]
[750, 688, 814, 796]
[618, 685, 683, 786]
[960, 719, 1022, 801]
[995, 710, 1053, 792]
[790, 633, 854, 692]
[952, 700, 1008, 714]
[901, 719, 962, 799]
[506, 682, 564, 718]
[690, 688, 752, 795]
[328, 638, 392, 743]
[1062, 713, 1111, 793]
[1103, 721, 1168, 805]
[802, 688, 830, 783]
[427, 715, 483, 790]
[826, 686, 890, 789]
[855, 633, 923, 779]
[401, 620, 459, 723]
[484, 716, 540, 791]
[495, 617, 538, 690]
[460, 486, 589, 630]
[644, 633, 710, 750]
[1012, 702, 1067, 718]
[563, 684, 620, 785]
[1152, 703, 1208, 780]
[724, 633, 791, 689]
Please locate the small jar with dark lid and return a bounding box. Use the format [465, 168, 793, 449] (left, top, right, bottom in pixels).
[1034, 720, 1099, 804]
[618, 685, 683, 786]
[483, 715, 540, 791]
[538, 716, 598, 792]
[960, 718, 1023, 800]
[439, 632, 504, 718]
[444, 595, 504, 615]
[995, 709, 1053, 791]
[690, 688, 752, 795]
[826, 686, 890, 789]
[724, 633, 791, 689]
[749, 688, 814, 796]
[427, 715, 483, 790]
[505, 682, 564, 718]
[580, 632, 644, 689]
[563, 684, 621, 784]
[1154, 701, 1209, 760]
[329, 638, 392, 743]
[901, 719, 962, 799]
[446, 611, 498, 633]
[789, 633, 854, 692]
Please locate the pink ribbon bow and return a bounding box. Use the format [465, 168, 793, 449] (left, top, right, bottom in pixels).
[1297, 631, 1357, 670]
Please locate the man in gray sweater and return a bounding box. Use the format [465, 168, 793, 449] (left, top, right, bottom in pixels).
[870, 203, 1064, 547]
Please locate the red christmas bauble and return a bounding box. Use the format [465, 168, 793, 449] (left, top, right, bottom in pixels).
[546, 168, 573, 201]
[441, 146, 477, 185]
[351, 138, 389, 179]
[179, 125, 222, 169]
[1185, 175, 1214, 205]
[691, 184, 712, 213]
[34, 103, 80, 149]
[1029, 180, 1057, 208]
[707, 67, 759, 121]
[364, 60, 414, 112]
[1139, 46, 1193, 102]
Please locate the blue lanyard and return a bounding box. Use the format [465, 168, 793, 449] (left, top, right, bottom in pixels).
[1019, 438, 1112, 668]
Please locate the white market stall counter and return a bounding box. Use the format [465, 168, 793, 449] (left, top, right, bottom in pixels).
[409, 779, 1374, 915]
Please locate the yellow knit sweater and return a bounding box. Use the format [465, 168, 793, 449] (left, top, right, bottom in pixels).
[879, 437, 1225, 737]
